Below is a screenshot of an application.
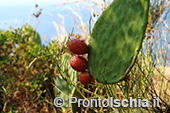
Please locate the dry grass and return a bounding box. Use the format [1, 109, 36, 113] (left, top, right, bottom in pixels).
[51, 0, 170, 112]
[154, 66, 170, 102]
[1, 0, 169, 113]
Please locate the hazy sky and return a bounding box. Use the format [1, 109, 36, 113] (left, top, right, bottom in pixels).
[0, 0, 58, 4]
[0, 0, 81, 6]
[0, 0, 93, 44]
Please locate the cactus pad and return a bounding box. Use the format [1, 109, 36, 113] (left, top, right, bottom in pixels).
[54, 53, 78, 111]
[88, 0, 149, 84]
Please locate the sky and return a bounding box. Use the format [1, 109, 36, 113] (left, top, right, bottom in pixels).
[0, 0, 92, 45]
[0, 0, 59, 5]
[1, 0, 168, 45]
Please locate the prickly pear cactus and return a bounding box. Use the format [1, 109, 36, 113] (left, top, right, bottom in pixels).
[54, 53, 78, 111]
[88, 0, 149, 84]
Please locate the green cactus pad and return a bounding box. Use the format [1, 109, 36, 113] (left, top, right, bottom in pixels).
[54, 53, 78, 111]
[88, 0, 149, 84]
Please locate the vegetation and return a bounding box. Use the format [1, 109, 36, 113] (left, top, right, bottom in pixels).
[0, 0, 170, 113]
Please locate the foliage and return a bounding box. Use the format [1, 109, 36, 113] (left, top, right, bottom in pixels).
[53, 52, 78, 111]
[0, 0, 170, 113]
[53, 0, 170, 112]
[0, 24, 62, 112]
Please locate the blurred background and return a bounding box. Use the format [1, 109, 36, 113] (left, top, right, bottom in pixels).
[0, 0, 108, 45]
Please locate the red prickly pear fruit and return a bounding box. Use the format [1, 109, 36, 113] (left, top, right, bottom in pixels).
[67, 39, 88, 55]
[79, 71, 94, 85]
[70, 55, 88, 72]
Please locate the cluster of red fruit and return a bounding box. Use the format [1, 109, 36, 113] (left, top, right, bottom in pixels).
[67, 39, 94, 85]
